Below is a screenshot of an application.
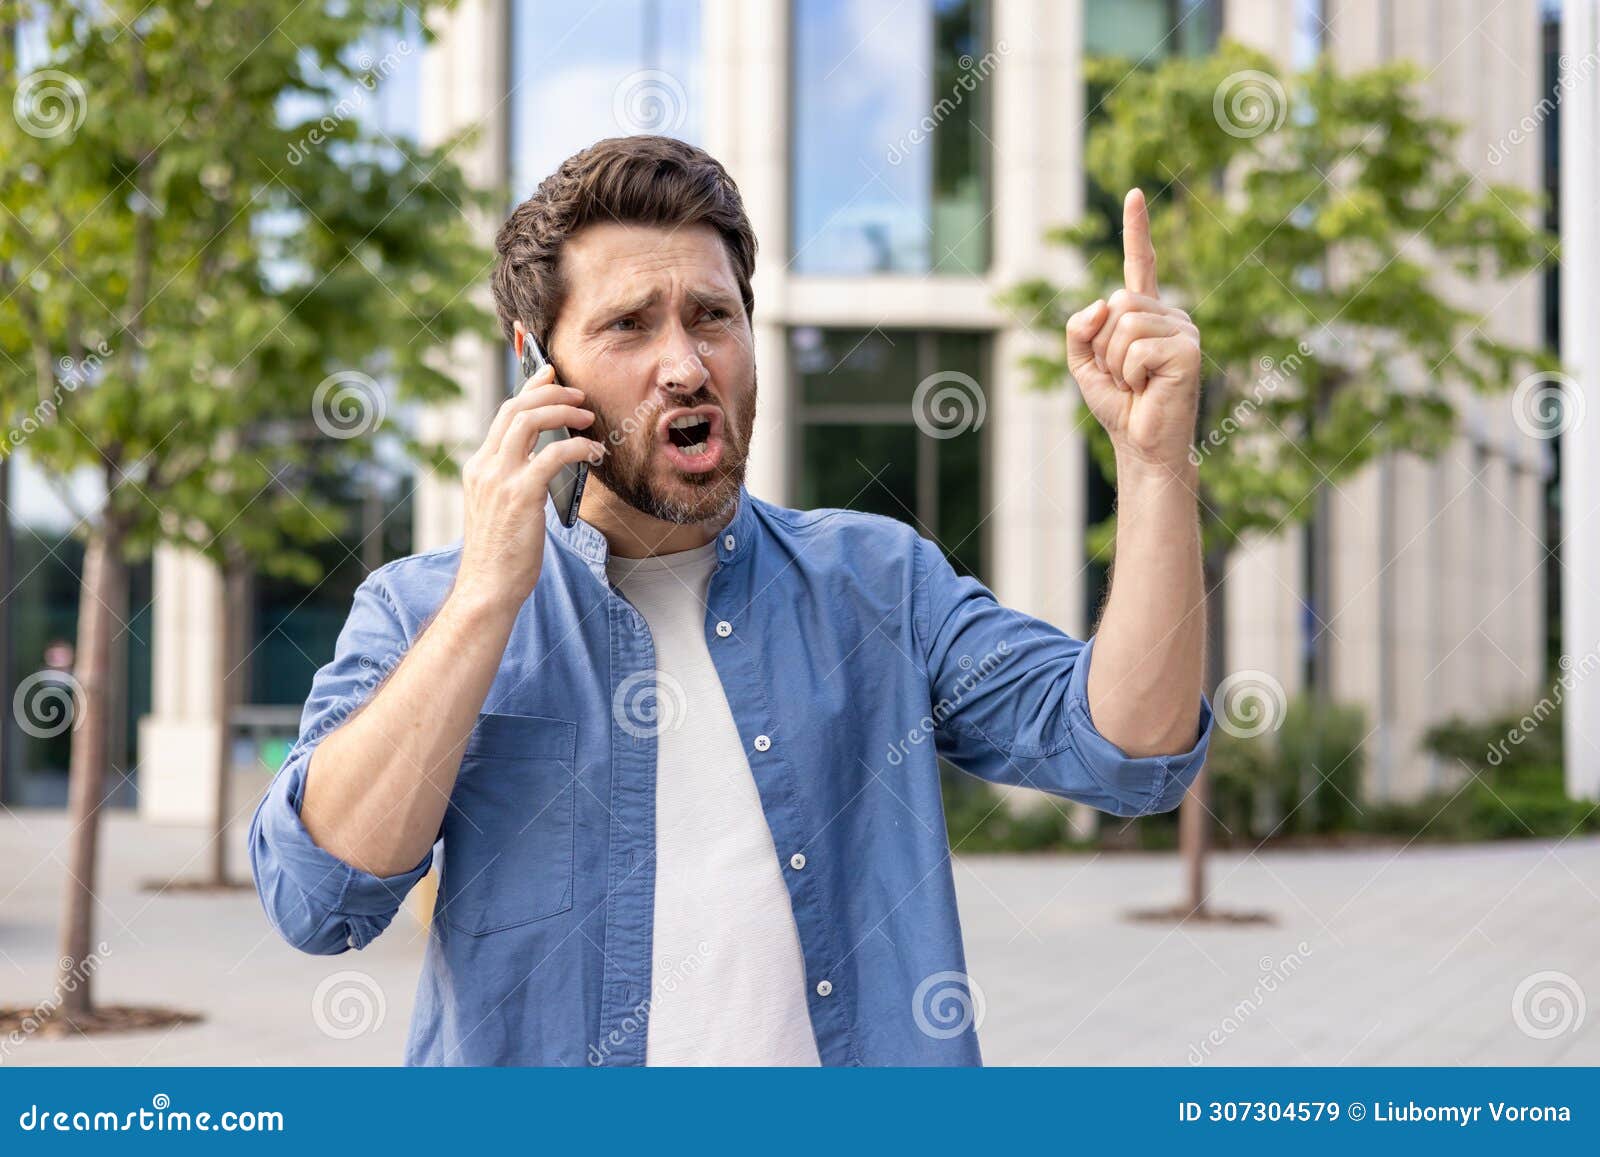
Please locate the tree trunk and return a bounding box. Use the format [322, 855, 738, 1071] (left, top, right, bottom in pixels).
[55, 523, 126, 1016]
[1180, 544, 1230, 915]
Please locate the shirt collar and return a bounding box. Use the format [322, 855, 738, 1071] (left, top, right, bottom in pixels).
[546, 483, 757, 579]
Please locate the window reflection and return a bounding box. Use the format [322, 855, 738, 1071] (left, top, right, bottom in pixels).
[791, 327, 988, 580]
[509, 0, 703, 202]
[791, 0, 990, 276]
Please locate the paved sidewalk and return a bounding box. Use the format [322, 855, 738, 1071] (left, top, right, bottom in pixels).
[1, 810, 1595, 1065]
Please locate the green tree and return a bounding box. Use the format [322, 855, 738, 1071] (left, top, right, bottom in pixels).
[0, 0, 493, 1024]
[1000, 42, 1556, 915]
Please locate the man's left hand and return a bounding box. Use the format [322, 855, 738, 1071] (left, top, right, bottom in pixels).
[1066, 188, 1202, 473]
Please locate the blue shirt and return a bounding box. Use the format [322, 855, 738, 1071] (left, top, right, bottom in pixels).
[248, 487, 1213, 1065]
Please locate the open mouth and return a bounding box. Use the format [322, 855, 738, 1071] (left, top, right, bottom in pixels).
[657, 406, 725, 474]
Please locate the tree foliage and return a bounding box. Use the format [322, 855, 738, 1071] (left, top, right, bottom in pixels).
[0, 0, 495, 579]
[1000, 41, 1557, 558]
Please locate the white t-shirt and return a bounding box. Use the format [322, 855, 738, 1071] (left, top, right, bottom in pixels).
[606, 537, 821, 1066]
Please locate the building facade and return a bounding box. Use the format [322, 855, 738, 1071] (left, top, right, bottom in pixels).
[0, 0, 1566, 823]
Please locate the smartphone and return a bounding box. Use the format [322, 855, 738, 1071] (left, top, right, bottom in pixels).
[515, 328, 588, 529]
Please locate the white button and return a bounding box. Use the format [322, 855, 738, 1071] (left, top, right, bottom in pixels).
[723, 534, 736, 551]
[754, 734, 771, 751]
[715, 620, 732, 637]
[816, 979, 833, 997]
[346, 934, 357, 948]
[789, 852, 807, 871]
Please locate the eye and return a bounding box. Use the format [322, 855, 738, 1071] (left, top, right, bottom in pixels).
[610, 316, 639, 332]
[698, 308, 730, 325]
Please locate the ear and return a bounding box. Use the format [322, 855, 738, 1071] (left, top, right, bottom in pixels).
[513, 318, 526, 358]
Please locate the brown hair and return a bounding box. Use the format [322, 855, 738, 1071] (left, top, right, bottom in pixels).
[491, 135, 758, 348]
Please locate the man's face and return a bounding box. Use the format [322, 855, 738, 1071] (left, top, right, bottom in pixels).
[547, 221, 757, 526]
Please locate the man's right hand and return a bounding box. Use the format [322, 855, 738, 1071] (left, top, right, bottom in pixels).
[453, 362, 605, 613]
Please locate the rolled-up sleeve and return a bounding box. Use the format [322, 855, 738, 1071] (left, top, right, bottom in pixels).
[248, 571, 434, 954]
[913, 536, 1213, 817]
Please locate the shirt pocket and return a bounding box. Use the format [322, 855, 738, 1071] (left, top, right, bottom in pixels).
[439, 712, 577, 935]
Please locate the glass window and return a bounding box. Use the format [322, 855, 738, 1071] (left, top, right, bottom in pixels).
[790, 328, 988, 579]
[1085, 0, 1221, 59]
[791, 0, 991, 276]
[509, 0, 704, 203]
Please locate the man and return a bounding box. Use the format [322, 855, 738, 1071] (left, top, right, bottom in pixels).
[249, 134, 1213, 1066]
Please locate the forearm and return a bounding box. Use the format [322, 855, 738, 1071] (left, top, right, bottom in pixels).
[1085, 451, 1206, 757]
[300, 586, 522, 877]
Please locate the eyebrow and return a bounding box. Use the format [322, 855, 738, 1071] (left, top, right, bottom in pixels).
[589, 286, 741, 322]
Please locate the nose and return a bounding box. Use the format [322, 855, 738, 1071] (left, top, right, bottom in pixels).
[655, 323, 710, 398]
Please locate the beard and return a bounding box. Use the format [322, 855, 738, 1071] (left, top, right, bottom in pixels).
[585, 367, 757, 526]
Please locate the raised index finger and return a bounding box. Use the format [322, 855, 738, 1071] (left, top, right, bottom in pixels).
[1122, 187, 1159, 297]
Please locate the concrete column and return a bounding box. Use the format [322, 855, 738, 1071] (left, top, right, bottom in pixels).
[415, 0, 509, 553]
[136, 547, 224, 824]
[1562, 0, 1600, 800]
[702, 0, 790, 503]
[989, 0, 1085, 636]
